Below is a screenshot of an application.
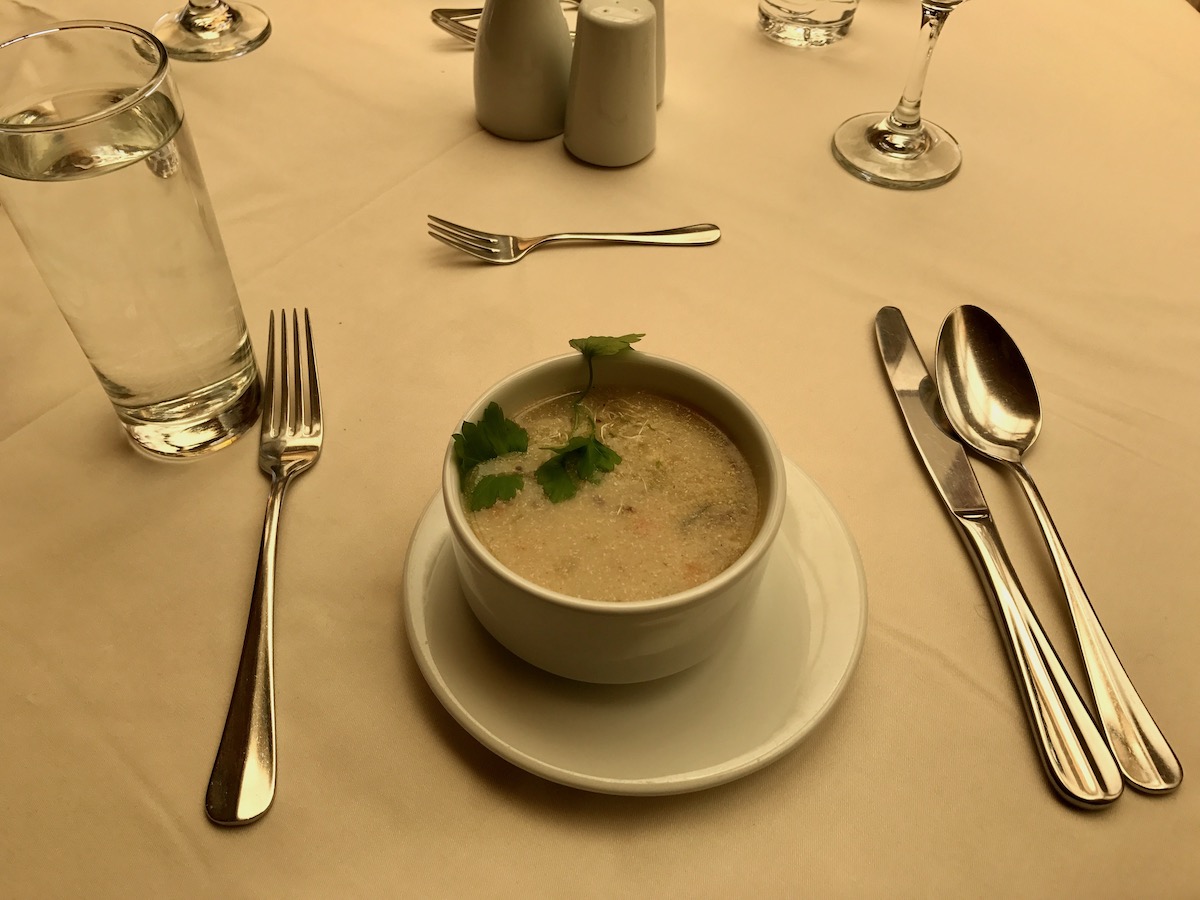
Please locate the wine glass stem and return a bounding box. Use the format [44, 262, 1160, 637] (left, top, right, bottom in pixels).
[888, 3, 954, 133]
[180, 0, 240, 34]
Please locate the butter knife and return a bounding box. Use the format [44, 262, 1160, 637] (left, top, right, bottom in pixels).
[875, 306, 1122, 808]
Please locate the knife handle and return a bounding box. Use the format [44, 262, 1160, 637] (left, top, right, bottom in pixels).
[956, 515, 1123, 808]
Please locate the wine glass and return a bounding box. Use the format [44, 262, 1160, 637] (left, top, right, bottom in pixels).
[831, 0, 966, 190]
[153, 1, 271, 62]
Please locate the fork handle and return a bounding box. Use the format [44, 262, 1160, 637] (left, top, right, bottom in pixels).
[205, 473, 290, 826]
[538, 223, 721, 247]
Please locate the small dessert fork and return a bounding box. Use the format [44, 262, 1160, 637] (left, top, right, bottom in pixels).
[205, 309, 323, 826]
[428, 215, 721, 265]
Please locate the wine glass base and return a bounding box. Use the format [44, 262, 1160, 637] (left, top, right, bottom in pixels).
[831, 112, 962, 190]
[757, 6, 854, 47]
[153, 3, 271, 62]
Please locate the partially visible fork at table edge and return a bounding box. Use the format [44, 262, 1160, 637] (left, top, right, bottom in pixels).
[428, 215, 722, 264]
[205, 310, 323, 826]
[430, 7, 481, 43]
[431, 1, 579, 44]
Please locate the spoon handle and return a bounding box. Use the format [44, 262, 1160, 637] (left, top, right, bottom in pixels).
[957, 515, 1123, 808]
[1010, 462, 1183, 793]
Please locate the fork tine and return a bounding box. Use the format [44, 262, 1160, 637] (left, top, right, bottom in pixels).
[427, 215, 500, 245]
[427, 221, 497, 253]
[428, 228, 500, 261]
[304, 309, 321, 434]
[278, 308, 292, 435]
[290, 310, 303, 433]
[433, 14, 478, 42]
[262, 310, 278, 436]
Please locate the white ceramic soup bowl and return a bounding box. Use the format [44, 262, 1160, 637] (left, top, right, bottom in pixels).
[442, 351, 786, 684]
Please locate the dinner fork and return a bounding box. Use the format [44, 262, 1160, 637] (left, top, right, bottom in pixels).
[431, 1, 579, 44]
[205, 309, 323, 827]
[428, 215, 722, 264]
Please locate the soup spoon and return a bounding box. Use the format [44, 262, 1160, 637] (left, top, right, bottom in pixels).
[933, 305, 1182, 793]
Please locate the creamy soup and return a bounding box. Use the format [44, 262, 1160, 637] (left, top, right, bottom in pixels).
[466, 388, 760, 602]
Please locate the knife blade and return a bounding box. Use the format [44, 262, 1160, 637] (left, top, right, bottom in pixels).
[875, 306, 1122, 809]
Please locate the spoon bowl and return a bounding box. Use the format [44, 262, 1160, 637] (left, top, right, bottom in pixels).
[934, 305, 1040, 465]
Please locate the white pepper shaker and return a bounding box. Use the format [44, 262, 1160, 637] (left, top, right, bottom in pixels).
[650, 0, 665, 106]
[474, 0, 573, 140]
[564, 0, 658, 167]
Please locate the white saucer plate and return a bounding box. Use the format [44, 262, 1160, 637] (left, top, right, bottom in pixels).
[403, 458, 867, 796]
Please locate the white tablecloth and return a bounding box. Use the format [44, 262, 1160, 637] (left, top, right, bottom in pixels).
[3, 0, 1199, 895]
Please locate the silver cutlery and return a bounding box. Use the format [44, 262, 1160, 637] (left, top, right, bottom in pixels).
[430, 7, 481, 43]
[934, 304, 1182, 793]
[431, 1, 579, 44]
[205, 309, 324, 826]
[876, 306, 1122, 809]
[428, 216, 721, 264]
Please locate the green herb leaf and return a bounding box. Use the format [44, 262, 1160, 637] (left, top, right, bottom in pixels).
[454, 336, 641, 509]
[480, 401, 528, 456]
[535, 434, 622, 502]
[535, 455, 577, 503]
[569, 333, 643, 401]
[568, 334, 644, 359]
[452, 429, 489, 478]
[578, 436, 621, 482]
[469, 473, 525, 511]
[453, 402, 528, 478]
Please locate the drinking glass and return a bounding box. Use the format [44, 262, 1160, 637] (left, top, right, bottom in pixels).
[831, 0, 966, 189]
[758, 0, 860, 48]
[0, 21, 261, 459]
[153, 1, 271, 62]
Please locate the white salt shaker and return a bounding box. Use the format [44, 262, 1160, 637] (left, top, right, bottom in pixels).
[474, 0, 573, 140]
[564, 0, 658, 167]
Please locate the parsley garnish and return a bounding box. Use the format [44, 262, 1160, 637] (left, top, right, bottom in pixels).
[534, 334, 639, 501]
[535, 434, 622, 503]
[452, 402, 529, 510]
[469, 472, 525, 511]
[453, 401, 528, 478]
[453, 336, 641, 510]
[568, 334, 643, 399]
